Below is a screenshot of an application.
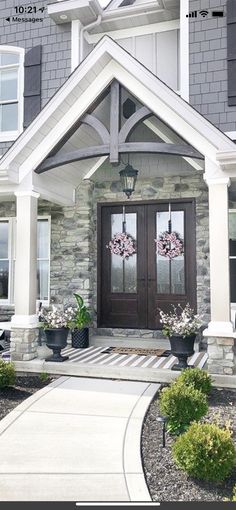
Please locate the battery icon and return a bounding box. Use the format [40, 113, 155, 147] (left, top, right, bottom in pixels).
[212, 11, 224, 17]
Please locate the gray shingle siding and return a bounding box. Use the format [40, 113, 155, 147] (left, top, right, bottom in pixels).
[189, 0, 236, 131]
[0, 0, 71, 156]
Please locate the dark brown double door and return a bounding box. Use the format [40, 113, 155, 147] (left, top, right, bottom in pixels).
[98, 200, 196, 329]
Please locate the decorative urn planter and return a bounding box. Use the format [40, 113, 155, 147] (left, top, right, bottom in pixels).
[169, 334, 196, 371]
[44, 328, 69, 362]
[71, 327, 89, 349]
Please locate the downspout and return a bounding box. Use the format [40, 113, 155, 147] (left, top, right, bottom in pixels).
[80, 14, 102, 63]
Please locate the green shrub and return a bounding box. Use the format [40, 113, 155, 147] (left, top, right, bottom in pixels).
[39, 372, 49, 383]
[159, 382, 208, 434]
[0, 360, 15, 389]
[173, 422, 236, 482]
[232, 486, 236, 501]
[177, 367, 212, 396]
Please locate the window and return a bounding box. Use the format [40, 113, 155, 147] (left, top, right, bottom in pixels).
[0, 217, 50, 305]
[229, 210, 236, 303]
[0, 46, 24, 142]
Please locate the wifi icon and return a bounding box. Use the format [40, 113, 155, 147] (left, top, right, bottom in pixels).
[199, 10, 209, 17]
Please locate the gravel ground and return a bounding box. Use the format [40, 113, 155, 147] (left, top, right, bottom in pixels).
[141, 387, 236, 502]
[0, 376, 54, 421]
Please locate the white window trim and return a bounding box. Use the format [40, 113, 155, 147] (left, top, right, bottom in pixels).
[0, 215, 51, 306]
[0, 46, 24, 143]
[0, 217, 15, 305]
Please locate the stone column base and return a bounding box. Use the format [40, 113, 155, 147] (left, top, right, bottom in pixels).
[10, 328, 38, 361]
[207, 336, 235, 375]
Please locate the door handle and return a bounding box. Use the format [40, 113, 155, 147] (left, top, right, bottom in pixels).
[148, 277, 155, 281]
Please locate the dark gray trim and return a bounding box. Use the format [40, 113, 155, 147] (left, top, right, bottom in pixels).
[81, 114, 110, 144]
[36, 142, 203, 173]
[109, 81, 120, 163]
[119, 106, 152, 143]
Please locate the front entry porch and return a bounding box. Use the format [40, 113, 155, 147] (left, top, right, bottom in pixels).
[0, 37, 236, 377]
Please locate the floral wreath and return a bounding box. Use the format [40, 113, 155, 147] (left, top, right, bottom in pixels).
[107, 232, 136, 259]
[155, 231, 184, 259]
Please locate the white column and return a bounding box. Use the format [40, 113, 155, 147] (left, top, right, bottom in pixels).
[11, 191, 39, 328]
[205, 176, 233, 335]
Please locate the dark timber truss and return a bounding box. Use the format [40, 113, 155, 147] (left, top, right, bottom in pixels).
[35, 81, 204, 174]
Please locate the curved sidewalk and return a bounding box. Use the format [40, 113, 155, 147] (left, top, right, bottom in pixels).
[0, 376, 159, 502]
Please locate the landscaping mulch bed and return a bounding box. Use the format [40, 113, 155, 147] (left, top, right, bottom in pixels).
[141, 387, 236, 501]
[0, 376, 54, 422]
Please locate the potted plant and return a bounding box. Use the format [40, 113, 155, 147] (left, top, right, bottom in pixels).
[159, 303, 202, 371]
[69, 293, 91, 349]
[39, 306, 75, 362]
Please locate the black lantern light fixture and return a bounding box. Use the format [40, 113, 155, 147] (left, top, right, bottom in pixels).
[119, 161, 138, 199]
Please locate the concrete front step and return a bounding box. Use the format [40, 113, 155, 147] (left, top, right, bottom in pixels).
[90, 335, 200, 352]
[90, 335, 169, 350]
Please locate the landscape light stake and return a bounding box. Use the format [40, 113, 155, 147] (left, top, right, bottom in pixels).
[157, 416, 168, 448]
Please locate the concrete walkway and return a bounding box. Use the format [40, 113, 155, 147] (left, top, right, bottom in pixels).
[0, 376, 159, 502]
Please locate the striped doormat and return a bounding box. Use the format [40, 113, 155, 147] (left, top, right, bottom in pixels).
[101, 346, 171, 357]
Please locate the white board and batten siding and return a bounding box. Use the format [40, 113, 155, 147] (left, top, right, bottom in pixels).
[118, 30, 179, 91]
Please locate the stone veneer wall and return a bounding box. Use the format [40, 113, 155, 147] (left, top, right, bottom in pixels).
[0, 174, 210, 332]
[207, 337, 236, 375]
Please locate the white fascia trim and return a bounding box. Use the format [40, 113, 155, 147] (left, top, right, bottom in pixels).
[225, 131, 236, 140]
[48, 0, 102, 17]
[216, 151, 236, 165]
[85, 19, 180, 44]
[1, 36, 236, 175]
[102, 2, 164, 20]
[71, 20, 82, 72]
[0, 40, 113, 172]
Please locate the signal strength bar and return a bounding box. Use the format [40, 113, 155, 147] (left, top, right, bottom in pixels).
[186, 11, 197, 18]
[186, 10, 197, 18]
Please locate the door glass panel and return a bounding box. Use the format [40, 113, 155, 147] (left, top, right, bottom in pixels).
[0, 221, 8, 258]
[156, 210, 185, 295]
[0, 260, 9, 299]
[37, 260, 49, 301]
[111, 212, 137, 293]
[37, 220, 49, 258]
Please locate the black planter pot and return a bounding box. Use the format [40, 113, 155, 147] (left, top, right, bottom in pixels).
[169, 334, 196, 371]
[71, 328, 89, 348]
[44, 328, 69, 362]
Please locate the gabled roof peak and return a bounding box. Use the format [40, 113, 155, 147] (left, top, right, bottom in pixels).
[105, 0, 161, 11]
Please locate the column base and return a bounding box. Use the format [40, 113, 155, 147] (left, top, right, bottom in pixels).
[11, 314, 38, 328]
[203, 321, 234, 338]
[10, 327, 38, 361]
[206, 335, 235, 375]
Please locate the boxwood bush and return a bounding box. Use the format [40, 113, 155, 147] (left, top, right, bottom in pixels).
[173, 422, 236, 482]
[177, 367, 212, 396]
[159, 382, 208, 434]
[0, 360, 15, 389]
